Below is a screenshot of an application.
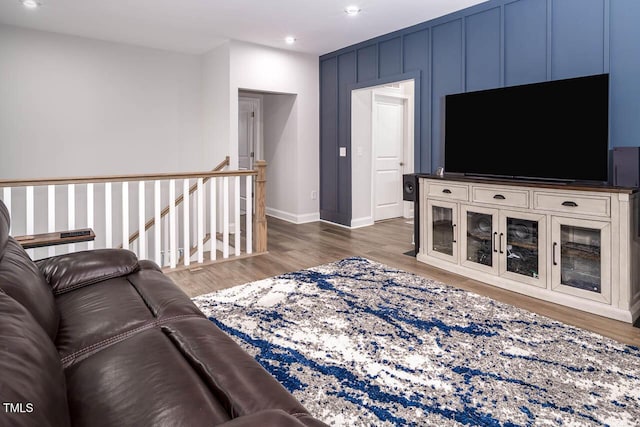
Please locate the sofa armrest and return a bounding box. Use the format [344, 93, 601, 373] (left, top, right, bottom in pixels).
[36, 249, 139, 295]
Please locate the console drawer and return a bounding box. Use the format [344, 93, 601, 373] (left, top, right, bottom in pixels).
[472, 187, 529, 208]
[426, 182, 468, 201]
[533, 192, 610, 217]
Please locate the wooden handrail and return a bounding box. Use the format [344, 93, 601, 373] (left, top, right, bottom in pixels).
[0, 157, 243, 188]
[126, 156, 230, 244]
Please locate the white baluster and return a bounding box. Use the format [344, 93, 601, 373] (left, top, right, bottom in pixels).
[169, 179, 177, 268]
[26, 186, 34, 258]
[122, 182, 129, 251]
[67, 184, 76, 253]
[26, 186, 34, 235]
[210, 177, 216, 261]
[246, 175, 253, 254]
[105, 183, 113, 248]
[48, 185, 56, 257]
[163, 214, 169, 267]
[223, 176, 229, 259]
[87, 184, 94, 250]
[197, 178, 204, 264]
[1, 188, 10, 233]
[138, 181, 146, 259]
[183, 179, 190, 266]
[234, 176, 241, 256]
[154, 180, 161, 266]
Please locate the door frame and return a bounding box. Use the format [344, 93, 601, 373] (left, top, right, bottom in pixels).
[238, 96, 263, 168]
[370, 90, 413, 222]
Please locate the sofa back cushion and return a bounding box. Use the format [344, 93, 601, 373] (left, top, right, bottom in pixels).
[0, 199, 9, 255]
[0, 200, 59, 340]
[0, 290, 71, 427]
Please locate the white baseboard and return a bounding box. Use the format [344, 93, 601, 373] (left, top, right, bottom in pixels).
[266, 207, 320, 224]
[350, 216, 374, 228]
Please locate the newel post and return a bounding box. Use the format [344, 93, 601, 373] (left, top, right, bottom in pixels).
[254, 160, 267, 252]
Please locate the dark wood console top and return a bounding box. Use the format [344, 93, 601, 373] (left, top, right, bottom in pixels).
[14, 228, 96, 249]
[417, 174, 638, 194]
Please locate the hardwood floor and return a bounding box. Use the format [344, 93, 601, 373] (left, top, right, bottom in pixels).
[166, 215, 640, 347]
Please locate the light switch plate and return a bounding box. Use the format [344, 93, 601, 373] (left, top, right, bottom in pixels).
[339, 147, 347, 157]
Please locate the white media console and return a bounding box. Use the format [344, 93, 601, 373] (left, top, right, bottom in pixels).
[417, 175, 640, 323]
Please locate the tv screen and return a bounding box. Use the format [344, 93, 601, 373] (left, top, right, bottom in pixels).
[444, 73, 609, 183]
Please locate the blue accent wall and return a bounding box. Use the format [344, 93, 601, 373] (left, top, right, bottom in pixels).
[320, 0, 640, 226]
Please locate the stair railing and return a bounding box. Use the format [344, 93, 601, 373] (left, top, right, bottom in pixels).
[0, 160, 267, 270]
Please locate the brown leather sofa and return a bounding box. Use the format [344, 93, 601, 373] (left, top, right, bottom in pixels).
[0, 200, 327, 427]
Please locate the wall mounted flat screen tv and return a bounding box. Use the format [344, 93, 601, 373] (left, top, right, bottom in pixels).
[444, 73, 609, 183]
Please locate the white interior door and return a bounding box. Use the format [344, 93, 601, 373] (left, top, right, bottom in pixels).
[238, 98, 256, 212]
[373, 95, 405, 221]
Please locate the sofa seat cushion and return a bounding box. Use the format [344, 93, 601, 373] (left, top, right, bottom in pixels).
[0, 237, 60, 340]
[161, 317, 311, 419]
[0, 290, 71, 427]
[55, 266, 204, 364]
[64, 325, 232, 427]
[64, 316, 320, 427]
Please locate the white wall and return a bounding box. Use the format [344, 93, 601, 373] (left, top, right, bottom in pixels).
[262, 93, 298, 220]
[0, 24, 205, 179]
[1, 27, 321, 241]
[228, 40, 319, 223]
[202, 42, 231, 167]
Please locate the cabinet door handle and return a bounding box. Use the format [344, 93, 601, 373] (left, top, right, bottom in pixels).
[553, 242, 558, 265]
[452, 224, 457, 243]
[561, 201, 578, 207]
[499, 232, 504, 254]
[493, 194, 506, 200]
[442, 189, 452, 194]
[493, 231, 498, 253]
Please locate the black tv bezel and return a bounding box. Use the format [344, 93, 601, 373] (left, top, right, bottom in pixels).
[443, 73, 610, 185]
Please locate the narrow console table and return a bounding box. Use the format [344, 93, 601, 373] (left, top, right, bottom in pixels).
[416, 175, 640, 323]
[14, 228, 95, 249]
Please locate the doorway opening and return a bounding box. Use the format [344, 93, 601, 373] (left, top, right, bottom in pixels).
[351, 79, 415, 228]
[238, 90, 298, 222]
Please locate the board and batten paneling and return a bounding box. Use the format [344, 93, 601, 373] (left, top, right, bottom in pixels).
[403, 29, 430, 173]
[319, 0, 640, 226]
[320, 57, 338, 220]
[610, 0, 640, 147]
[379, 37, 402, 78]
[504, 0, 548, 86]
[465, 6, 501, 92]
[551, 0, 607, 80]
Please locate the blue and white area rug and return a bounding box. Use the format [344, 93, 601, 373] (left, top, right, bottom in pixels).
[192, 257, 640, 426]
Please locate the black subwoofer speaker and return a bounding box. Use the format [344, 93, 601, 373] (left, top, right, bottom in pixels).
[612, 146, 640, 188]
[400, 174, 420, 257]
[403, 174, 418, 201]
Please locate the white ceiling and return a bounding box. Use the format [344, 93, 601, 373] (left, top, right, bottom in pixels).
[0, 0, 488, 55]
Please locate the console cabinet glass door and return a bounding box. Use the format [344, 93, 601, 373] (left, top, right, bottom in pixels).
[460, 205, 498, 274]
[426, 200, 458, 263]
[499, 211, 546, 288]
[551, 217, 611, 303]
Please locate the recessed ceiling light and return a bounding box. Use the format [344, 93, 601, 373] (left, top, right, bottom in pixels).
[285, 36, 296, 45]
[21, 0, 40, 9]
[345, 5, 361, 16]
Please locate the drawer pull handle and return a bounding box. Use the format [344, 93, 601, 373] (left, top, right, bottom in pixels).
[562, 201, 578, 207]
[442, 189, 452, 194]
[493, 194, 506, 200]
